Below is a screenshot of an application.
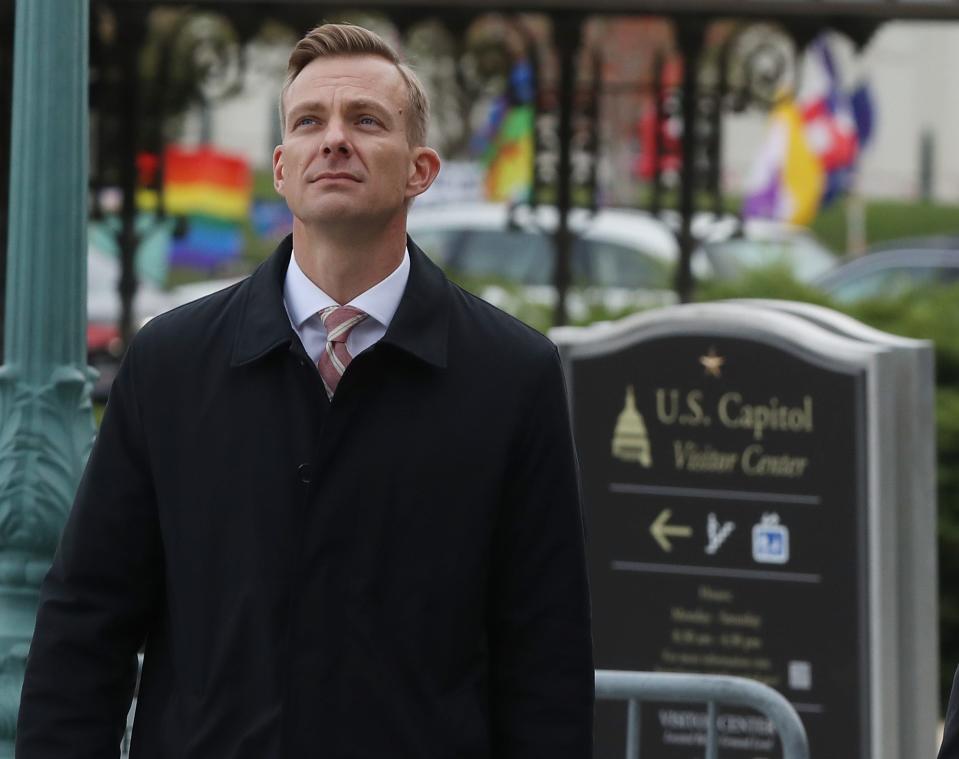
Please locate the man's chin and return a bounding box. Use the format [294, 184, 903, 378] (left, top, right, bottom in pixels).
[302, 202, 367, 223]
[297, 204, 395, 232]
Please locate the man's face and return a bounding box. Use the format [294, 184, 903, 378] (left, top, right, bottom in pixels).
[273, 55, 426, 230]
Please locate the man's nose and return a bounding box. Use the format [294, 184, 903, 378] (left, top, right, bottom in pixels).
[322, 119, 351, 157]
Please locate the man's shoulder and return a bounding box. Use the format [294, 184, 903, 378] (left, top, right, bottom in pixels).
[446, 282, 558, 371]
[129, 276, 248, 364]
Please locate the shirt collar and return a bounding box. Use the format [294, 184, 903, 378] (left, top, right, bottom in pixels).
[283, 247, 410, 331]
[232, 234, 448, 369]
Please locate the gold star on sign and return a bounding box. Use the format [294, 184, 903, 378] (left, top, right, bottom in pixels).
[699, 347, 725, 378]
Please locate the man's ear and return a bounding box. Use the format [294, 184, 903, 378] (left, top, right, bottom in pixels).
[405, 147, 441, 201]
[272, 145, 285, 195]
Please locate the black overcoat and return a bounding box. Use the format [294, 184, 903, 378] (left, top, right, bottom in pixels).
[16, 237, 594, 758]
[940, 665, 959, 758]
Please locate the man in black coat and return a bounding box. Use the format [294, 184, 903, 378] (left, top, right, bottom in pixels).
[16, 22, 593, 759]
[941, 667, 959, 757]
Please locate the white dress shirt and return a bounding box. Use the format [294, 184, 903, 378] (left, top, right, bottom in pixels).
[283, 248, 410, 365]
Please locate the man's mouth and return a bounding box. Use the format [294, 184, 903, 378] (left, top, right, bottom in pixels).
[309, 172, 361, 183]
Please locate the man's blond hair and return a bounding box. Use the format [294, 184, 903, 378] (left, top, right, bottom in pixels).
[278, 23, 430, 147]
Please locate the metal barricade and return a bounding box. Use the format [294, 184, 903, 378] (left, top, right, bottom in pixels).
[595, 670, 810, 759]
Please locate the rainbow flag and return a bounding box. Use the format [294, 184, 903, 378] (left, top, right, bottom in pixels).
[483, 106, 534, 202]
[473, 61, 536, 203]
[138, 146, 251, 270]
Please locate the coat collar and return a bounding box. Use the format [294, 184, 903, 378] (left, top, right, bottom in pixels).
[231, 234, 449, 369]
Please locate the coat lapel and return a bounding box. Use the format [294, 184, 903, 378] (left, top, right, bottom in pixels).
[230, 234, 450, 370]
[231, 234, 296, 367]
[379, 238, 450, 369]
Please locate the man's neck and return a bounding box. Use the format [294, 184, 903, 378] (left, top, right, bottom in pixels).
[291, 217, 407, 304]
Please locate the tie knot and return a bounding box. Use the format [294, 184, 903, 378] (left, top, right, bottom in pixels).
[320, 305, 368, 344]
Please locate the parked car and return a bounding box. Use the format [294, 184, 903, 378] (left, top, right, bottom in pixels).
[812, 247, 959, 304]
[658, 210, 838, 283]
[409, 203, 838, 324]
[407, 202, 714, 321]
[862, 235, 959, 254]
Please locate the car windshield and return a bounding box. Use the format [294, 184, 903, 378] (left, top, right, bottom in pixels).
[826, 265, 943, 303]
[573, 239, 672, 289]
[705, 237, 836, 281]
[449, 229, 554, 285]
[435, 227, 675, 292]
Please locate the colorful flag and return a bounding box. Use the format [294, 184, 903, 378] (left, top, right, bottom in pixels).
[482, 105, 534, 202]
[634, 58, 683, 182]
[635, 98, 682, 182]
[743, 34, 875, 224]
[850, 82, 875, 149]
[474, 61, 536, 203]
[742, 99, 825, 225]
[138, 146, 252, 270]
[800, 37, 860, 207]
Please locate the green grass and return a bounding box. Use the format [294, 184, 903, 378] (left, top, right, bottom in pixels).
[811, 199, 959, 254]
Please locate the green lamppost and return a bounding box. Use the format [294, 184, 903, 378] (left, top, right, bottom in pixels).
[0, 1, 94, 753]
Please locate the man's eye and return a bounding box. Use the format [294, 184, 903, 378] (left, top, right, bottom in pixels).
[358, 116, 379, 126]
[295, 116, 318, 128]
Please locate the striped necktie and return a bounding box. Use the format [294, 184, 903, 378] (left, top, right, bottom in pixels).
[317, 305, 368, 398]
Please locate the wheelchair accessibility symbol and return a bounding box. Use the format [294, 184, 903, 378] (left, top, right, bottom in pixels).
[752, 513, 790, 564]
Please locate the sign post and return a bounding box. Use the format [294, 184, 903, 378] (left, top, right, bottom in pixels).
[552, 301, 936, 759]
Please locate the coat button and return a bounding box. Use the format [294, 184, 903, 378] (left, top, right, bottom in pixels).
[298, 463, 313, 483]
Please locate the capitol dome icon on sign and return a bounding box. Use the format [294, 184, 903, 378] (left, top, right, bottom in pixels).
[612, 385, 653, 468]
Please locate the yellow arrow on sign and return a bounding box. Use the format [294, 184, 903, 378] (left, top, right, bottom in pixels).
[650, 509, 692, 552]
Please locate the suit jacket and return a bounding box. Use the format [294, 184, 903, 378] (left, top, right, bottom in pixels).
[16, 236, 594, 758]
[941, 666, 959, 758]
